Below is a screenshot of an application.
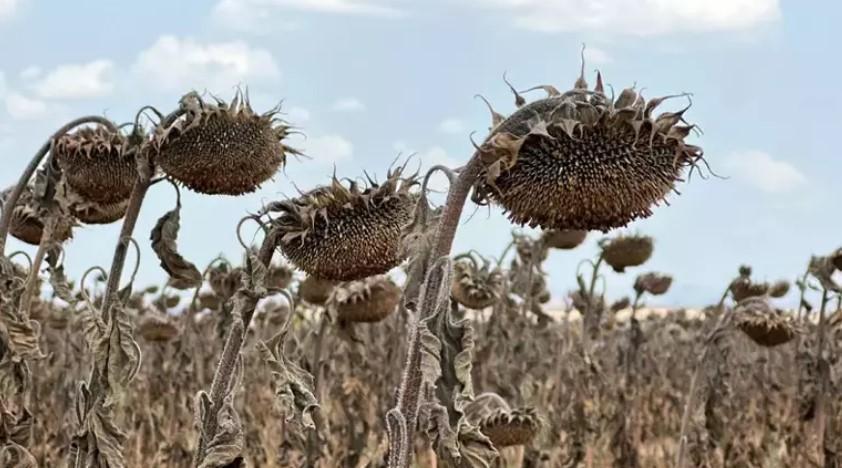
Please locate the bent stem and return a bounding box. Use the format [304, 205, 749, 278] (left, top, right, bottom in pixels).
[387, 155, 481, 467]
[18, 217, 57, 318]
[0, 116, 118, 254]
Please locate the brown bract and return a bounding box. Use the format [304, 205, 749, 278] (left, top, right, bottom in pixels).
[472, 71, 703, 231]
[54, 126, 136, 205]
[0, 185, 74, 245]
[153, 91, 296, 195]
[542, 229, 587, 250]
[735, 297, 798, 347]
[269, 168, 418, 281]
[600, 235, 653, 273]
[451, 257, 504, 310]
[329, 276, 400, 324]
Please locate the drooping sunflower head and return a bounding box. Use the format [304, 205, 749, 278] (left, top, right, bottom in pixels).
[480, 408, 542, 448]
[0, 185, 74, 246]
[328, 275, 401, 324]
[634, 272, 673, 296]
[735, 297, 799, 347]
[298, 275, 336, 305]
[138, 314, 180, 343]
[153, 91, 298, 195]
[268, 166, 418, 281]
[471, 64, 704, 231]
[599, 234, 653, 273]
[53, 125, 136, 205]
[451, 253, 504, 310]
[541, 229, 587, 250]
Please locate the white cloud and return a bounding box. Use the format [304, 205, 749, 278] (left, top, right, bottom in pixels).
[331, 97, 366, 112]
[303, 134, 353, 163]
[133, 35, 281, 93]
[475, 0, 780, 35]
[213, 0, 404, 27]
[725, 150, 806, 193]
[584, 46, 611, 64]
[438, 118, 466, 134]
[19, 66, 41, 80]
[5, 92, 48, 120]
[286, 106, 311, 123]
[0, 0, 22, 21]
[33, 60, 114, 99]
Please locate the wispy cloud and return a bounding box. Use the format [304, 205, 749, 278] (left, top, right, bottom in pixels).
[725, 150, 807, 193]
[0, 0, 23, 21]
[5, 92, 48, 120]
[303, 134, 354, 163]
[331, 97, 366, 112]
[132, 35, 281, 93]
[438, 118, 466, 134]
[33, 60, 115, 99]
[472, 0, 780, 35]
[213, 0, 404, 31]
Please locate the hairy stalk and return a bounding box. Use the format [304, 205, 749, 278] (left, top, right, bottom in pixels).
[582, 253, 605, 344]
[675, 296, 733, 468]
[0, 116, 117, 254]
[196, 231, 279, 463]
[387, 156, 480, 468]
[814, 290, 830, 457]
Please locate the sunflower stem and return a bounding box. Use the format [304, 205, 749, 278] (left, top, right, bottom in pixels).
[0, 116, 117, 254]
[18, 217, 56, 319]
[387, 154, 481, 467]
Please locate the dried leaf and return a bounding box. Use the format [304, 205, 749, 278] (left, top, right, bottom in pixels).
[0, 441, 38, 468]
[95, 302, 141, 405]
[150, 202, 202, 290]
[197, 393, 245, 468]
[258, 326, 319, 430]
[45, 249, 75, 305]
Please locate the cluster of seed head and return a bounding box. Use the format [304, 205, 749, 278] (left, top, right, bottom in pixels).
[54, 126, 136, 205]
[600, 235, 653, 273]
[472, 68, 703, 232]
[734, 296, 799, 347]
[270, 167, 418, 281]
[451, 257, 504, 310]
[729, 266, 790, 301]
[542, 229, 587, 250]
[153, 91, 296, 195]
[328, 276, 401, 323]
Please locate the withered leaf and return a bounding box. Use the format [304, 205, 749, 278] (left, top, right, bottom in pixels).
[95, 302, 141, 406]
[258, 324, 319, 430]
[150, 202, 202, 290]
[0, 441, 38, 468]
[196, 393, 245, 468]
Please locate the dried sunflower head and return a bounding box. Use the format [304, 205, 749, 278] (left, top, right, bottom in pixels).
[328, 275, 401, 324]
[634, 272, 673, 296]
[268, 167, 418, 281]
[768, 280, 790, 299]
[53, 126, 136, 205]
[0, 185, 74, 245]
[299, 276, 336, 305]
[735, 297, 799, 347]
[153, 91, 297, 195]
[60, 181, 129, 225]
[471, 66, 704, 231]
[208, 264, 242, 301]
[480, 408, 541, 448]
[600, 235, 653, 273]
[513, 233, 548, 265]
[47, 308, 71, 330]
[138, 314, 180, 342]
[730, 278, 769, 302]
[542, 229, 587, 250]
[451, 253, 504, 310]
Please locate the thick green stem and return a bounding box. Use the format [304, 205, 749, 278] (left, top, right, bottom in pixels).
[0, 116, 117, 254]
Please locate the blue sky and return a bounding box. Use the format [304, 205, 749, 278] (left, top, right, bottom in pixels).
[0, 0, 839, 307]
